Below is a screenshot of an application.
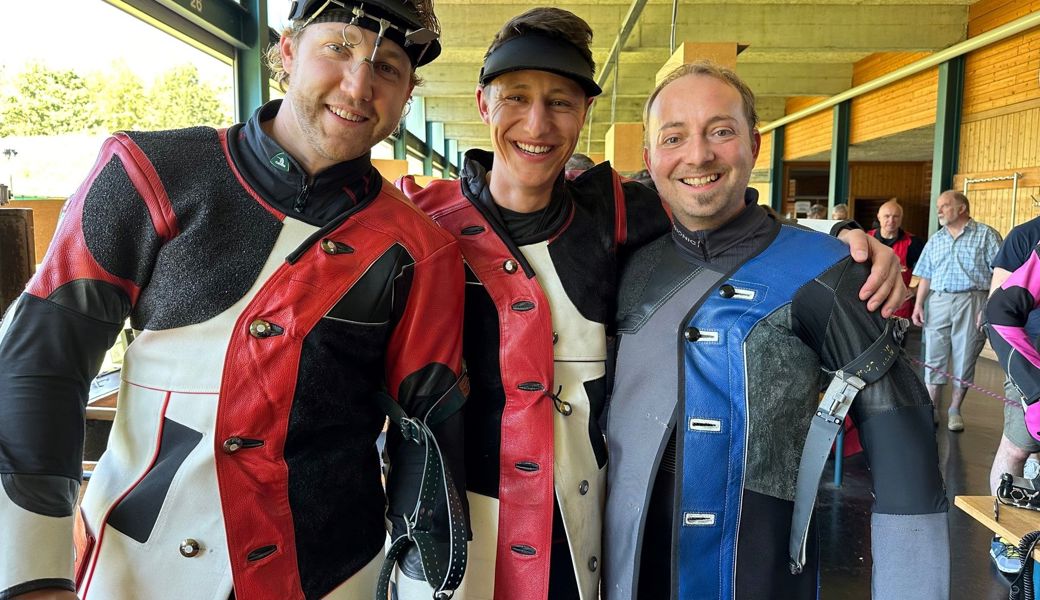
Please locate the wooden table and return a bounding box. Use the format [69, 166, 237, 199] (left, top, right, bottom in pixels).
[956, 495, 1040, 561]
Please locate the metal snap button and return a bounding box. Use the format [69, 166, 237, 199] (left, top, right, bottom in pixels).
[552, 332, 559, 345]
[223, 437, 243, 454]
[579, 480, 589, 495]
[249, 319, 283, 338]
[180, 538, 201, 558]
[320, 239, 354, 255]
[588, 556, 598, 571]
[503, 259, 519, 274]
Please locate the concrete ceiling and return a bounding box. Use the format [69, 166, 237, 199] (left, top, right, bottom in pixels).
[419, 0, 974, 156]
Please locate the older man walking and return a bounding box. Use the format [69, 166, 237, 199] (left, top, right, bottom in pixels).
[912, 190, 1002, 431]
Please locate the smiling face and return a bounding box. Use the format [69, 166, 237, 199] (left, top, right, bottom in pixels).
[274, 22, 414, 174]
[643, 73, 760, 232]
[477, 69, 591, 209]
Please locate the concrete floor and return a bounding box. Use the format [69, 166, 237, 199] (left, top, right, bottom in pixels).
[817, 335, 1016, 599]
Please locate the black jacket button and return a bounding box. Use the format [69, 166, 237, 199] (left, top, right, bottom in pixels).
[719, 284, 736, 298]
[684, 327, 700, 341]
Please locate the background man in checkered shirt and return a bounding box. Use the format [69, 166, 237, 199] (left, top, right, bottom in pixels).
[912, 189, 1002, 431]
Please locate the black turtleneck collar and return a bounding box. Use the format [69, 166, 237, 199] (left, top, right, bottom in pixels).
[872, 228, 906, 246]
[670, 188, 779, 271]
[461, 149, 571, 246]
[227, 99, 381, 226]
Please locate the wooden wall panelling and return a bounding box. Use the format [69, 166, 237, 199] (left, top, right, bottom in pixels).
[963, 29, 1040, 117]
[848, 162, 931, 234]
[850, 68, 938, 144]
[959, 107, 1040, 174]
[969, 0, 1040, 37]
[953, 167, 1040, 234]
[756, 130, 773, 170]
[748, 182, 771, 204]
[852, 52, 933, 87]
[785, 96, 828, 115]
[7, 198, 65, 262]
[784, 110, 833, 160]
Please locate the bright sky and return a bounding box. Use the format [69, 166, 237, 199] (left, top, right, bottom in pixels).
[1, 0, 293, 84]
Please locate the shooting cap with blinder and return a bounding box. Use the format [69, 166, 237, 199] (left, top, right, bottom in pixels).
[478, 32, 601, 97]
[287, 0, 441, 67]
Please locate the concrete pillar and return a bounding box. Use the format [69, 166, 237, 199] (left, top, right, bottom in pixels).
[655, 42, 742, 85]
[605, 123, 645, 172]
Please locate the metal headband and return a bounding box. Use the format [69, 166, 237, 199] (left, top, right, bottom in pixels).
[289, 0, 441, 66]
[479, 32, 601, 97]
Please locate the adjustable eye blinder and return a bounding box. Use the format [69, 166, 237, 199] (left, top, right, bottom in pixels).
[288, 0, 442, 68]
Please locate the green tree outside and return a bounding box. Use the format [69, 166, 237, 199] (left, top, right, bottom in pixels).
[0, 62, 232, 136]
[89, 61, 149, 133]
[147, 64, 229, 130]
[0, 62, 101, 136]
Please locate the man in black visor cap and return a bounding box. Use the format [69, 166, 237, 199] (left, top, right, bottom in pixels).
[397, 7, 907, 600]
[0, 2, 468, 600]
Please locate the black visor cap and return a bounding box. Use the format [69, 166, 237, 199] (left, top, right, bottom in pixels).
[479, 33, 601, 97]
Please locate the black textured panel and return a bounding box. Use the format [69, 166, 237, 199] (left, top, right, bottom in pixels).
[583, 376, 608, 468]
[124, 129, 282, 330]
[325, 244, 413, 324]
[48, 280, 130, 325]
[619, 180, 671, 251]
[108, 418, 202, 543]
[287, 316, 388, 598]
[549, 178, 614, 325]
[82, 155, 162, 286]
[461, 283, 505, 498]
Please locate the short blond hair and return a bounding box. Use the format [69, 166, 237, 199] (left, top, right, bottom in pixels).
[643, 60, 758, 145]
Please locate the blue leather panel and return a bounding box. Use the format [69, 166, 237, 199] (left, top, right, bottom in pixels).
[677, 227, 845, 599]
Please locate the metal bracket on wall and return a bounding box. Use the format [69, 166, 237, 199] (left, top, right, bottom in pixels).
[962, 172, 1021, 228]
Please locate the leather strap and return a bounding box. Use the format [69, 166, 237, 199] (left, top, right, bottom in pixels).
[375, 378, 468, 600]
[789, 318, 905, 574]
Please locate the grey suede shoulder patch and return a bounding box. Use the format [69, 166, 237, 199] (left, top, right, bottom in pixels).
[743, 304, 822, 501]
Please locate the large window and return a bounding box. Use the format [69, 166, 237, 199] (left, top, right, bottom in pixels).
[0, 0, 236, 198]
